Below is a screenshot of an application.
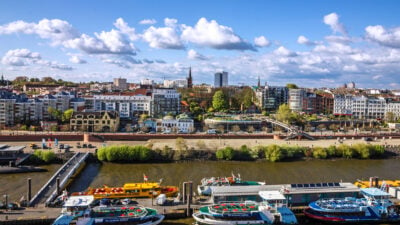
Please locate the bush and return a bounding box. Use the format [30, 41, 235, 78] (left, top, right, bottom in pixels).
[312, 147, 328, 159]
[264, 145, 283, 162]
[216, 147, 236, 160]
[97, 145, 154, 162]
[31, 150, 56, 163]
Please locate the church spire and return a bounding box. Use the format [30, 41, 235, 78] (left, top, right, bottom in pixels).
[257, 76, 261, 88]
[187, 66, 193, 88]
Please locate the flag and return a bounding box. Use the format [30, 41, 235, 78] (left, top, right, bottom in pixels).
[143, 174, 148, 182]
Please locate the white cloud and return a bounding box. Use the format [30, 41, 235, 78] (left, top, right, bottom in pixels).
[365, 25, 400, 48]
[64, 29, 136, 55]
[164, 18, 178, 27]
[187, 49, 208, 60]
[325, 35, 351, 44]
[254, 36, 270, 47]
[0, 19, 79, 45]
[181, 17, 255, 51]
[323, 12, 347, 35]
[274, 46, 297, 57]
[69, 55, 87, 64]
[297, 35, 318, 46]
[139, 19, 157, 25]
[1, 48, 72, 70]
[372, 75, 383, 80]
[343, 65, 359, 72]
[114, 18, 138, 41]
[142, 26, 184, 49]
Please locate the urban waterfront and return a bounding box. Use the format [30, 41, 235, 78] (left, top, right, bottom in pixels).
[2, 159, 400, 224]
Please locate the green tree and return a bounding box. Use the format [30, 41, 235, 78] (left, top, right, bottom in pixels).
[48, 107, 62, 121]
[286, 83, 298, 89]
[275, 104, 292, 123]
[386, 112, 395, 123]
[139, 113, 149, 122]
[212, 90, 228, 111]
[264, 144, 283, 162]
[62, 109, 74, 123]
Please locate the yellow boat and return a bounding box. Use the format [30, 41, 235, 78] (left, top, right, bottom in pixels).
[72, 182, 179, 199]
[354, 179, 400, 188]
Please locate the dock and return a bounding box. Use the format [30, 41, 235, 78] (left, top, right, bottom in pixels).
[28, 152, 89, 207]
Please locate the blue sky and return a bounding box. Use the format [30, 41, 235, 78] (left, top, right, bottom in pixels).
[0, 0, 400, 88]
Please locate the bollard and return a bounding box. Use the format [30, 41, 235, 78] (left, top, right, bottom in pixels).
[28, 178, 32, 203]
[186, 194, 191, 217]
[182, 182, 186, 204]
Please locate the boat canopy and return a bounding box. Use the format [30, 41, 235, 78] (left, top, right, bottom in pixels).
[361, 188, 391, 197]
[123, 182, 159, 189]
[64, 195, 94, 207]
[259, 191, 286, 201]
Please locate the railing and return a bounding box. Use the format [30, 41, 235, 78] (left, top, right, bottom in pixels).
[29, 152, 86, 206]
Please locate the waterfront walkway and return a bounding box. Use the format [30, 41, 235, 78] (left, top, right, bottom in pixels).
[28, 152, 89, 207]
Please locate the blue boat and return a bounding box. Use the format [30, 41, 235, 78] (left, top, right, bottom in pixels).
[193, 191, 297, 224]
[304, 187, 400, 223]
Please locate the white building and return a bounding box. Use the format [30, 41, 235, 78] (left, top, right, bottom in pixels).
[141, 79, 155, 86]
[163, 79, 188, 88]
[158, 115, 194, 133]
[288, 89, 305, 112]
[93, 95, 152, 118]
[386, 102, 400, 120]
[333, 95, 353, 116]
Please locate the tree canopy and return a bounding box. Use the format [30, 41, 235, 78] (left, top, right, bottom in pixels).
[212, 90, 228, 111]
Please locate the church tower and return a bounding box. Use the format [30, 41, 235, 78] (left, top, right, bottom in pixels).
[187, 67, 193, 88]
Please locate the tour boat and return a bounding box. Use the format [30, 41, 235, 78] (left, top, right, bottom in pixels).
[72, 181, 179, 199]
[197, 174, 265, 196]
[52, 195, 164, 225]
[193, 191, 297, 224]
[304, 187, 400, 223]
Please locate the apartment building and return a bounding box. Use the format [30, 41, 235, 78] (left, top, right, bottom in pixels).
[70, 111, 119, 132]
[93, 94, 152, 118]
[152, 88, 180, 117]
[256, 85, 288, 111]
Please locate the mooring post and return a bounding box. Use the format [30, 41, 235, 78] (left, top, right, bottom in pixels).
[27, 178, 32, 203]
[186, 194, 191, 217]
[182, 182, 186, 204]
[56, 177, 60, 196]
[189, 181, 193, 204]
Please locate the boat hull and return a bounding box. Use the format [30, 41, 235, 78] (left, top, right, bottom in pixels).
[304, 207, 400, 224]
[193, 212, 269, 225]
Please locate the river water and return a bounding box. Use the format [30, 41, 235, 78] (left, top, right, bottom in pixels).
[1, 159, 400, 224]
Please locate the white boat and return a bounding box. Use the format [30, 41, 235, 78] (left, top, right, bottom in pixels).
[193, 191, 297, 225]
[52, 195, 164, 225]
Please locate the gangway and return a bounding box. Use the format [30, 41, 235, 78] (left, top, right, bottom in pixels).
[29, 152, 89, 207]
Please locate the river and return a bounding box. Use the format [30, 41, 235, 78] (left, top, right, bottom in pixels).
[1, 159, 400, 224]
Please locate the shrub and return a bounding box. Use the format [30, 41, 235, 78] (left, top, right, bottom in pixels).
[264, 145, 283, 162]
[97, 145, 153, 162]
[312, 147, 328, 159]
[32, 150, 56, 163]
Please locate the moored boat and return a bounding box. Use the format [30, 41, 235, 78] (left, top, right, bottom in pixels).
[197, 174, 265, 196]
[193, 191, 297, 224]
[72, 181, 179, 199]
[52, 195, 164, 225]
[304, 187, 400, 223]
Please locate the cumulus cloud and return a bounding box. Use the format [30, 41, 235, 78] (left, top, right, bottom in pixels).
[181, 17, 255, 51]
[365, 25, 400, 48]
[323, 12, 347, 35]
[297, 35, 319, 46]
[254, 36, 270, 47]
[114, 18, 138, 41]
[0, 19, 79, 45]
[64, 29, 136, 55]
[69, 55, 87, 64]
[372, 74, 383, 80]
[187, 49, 208, 60]
[274, 46, 297, 57]
[142, 25, 184, 49]
[139, 19, 157, 25]
[1, 48, 72, 70]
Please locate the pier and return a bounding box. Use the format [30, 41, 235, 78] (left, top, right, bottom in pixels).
[28, 152, 89, 207]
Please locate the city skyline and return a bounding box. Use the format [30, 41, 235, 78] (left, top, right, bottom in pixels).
[0, 0, 400, 88]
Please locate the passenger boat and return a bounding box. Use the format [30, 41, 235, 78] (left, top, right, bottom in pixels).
[304, 187, 400, 223]
[72, 181, 179, 199]
[197, 174, 265, 196]
[52, 195, 164, 225]
[193, 191, 297, 224]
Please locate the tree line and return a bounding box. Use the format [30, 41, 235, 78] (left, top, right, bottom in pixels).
[96, 143, 385, 163]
